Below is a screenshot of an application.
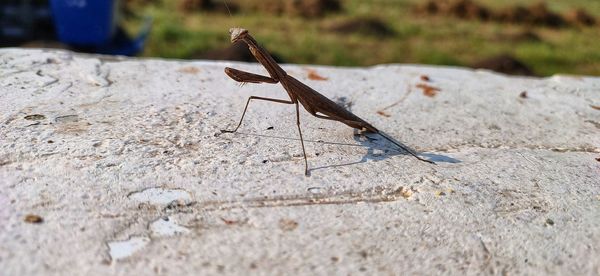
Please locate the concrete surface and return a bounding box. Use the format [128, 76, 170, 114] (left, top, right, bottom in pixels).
[0, 48, 599, 275]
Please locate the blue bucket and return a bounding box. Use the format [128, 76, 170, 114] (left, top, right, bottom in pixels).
[49, 0, 118, 45]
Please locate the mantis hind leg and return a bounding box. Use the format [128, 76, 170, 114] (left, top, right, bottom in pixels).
[295, 103, 309, 176]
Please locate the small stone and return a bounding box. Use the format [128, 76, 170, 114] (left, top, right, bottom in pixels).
[24, 214, 43, 223]
[24, 114, 46, 121]
[279, 219, 299, 231]
[519, 91, 528, 98]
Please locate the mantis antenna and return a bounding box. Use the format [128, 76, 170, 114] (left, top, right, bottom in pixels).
[223, 0, 232, 17]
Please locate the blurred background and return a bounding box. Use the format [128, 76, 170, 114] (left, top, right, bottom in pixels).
[2, 0, 599, 76]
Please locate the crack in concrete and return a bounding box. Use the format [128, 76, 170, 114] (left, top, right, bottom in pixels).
[585, 120, 600, 129]
[430, 144, 600, 154]
[90, 62, 113, 87]
[178, 186, 412, 212]
[34, 70, 59, 87]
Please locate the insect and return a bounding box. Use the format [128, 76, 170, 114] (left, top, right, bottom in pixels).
[221, 28, 435, 175]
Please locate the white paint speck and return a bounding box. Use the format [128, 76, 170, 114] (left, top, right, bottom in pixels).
[128, 187, 192, 206]
[108, 236, 150, 261]
[308, 187, 322, 194]
[150, 217, 190, 237]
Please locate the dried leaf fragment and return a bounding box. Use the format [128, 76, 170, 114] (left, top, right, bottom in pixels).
[307, 69, 328, 81]
[376, 110, 391, 117]
[416, 83, 441, 97]
[591, 105, 600, 111]
[178, 66, 200, 74]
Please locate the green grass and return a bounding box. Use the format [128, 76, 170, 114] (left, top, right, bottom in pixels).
[123, 0, 600, 76]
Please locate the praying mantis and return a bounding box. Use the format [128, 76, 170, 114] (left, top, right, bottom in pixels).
[221, 28, 435, 175]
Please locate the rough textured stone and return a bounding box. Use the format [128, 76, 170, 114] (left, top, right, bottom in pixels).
[1, 48, 599, 275]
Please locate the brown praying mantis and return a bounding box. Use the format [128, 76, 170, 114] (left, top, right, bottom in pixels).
[221, 28, 435, 175]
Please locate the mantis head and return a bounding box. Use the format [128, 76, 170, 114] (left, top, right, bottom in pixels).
[229, 28, 248, 43]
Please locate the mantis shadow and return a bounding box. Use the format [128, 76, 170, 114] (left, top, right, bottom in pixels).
[308, 130, 461, 174]
[231, 129, 461, 175]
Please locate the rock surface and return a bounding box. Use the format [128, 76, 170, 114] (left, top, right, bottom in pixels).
[0, 48, 599, 275]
